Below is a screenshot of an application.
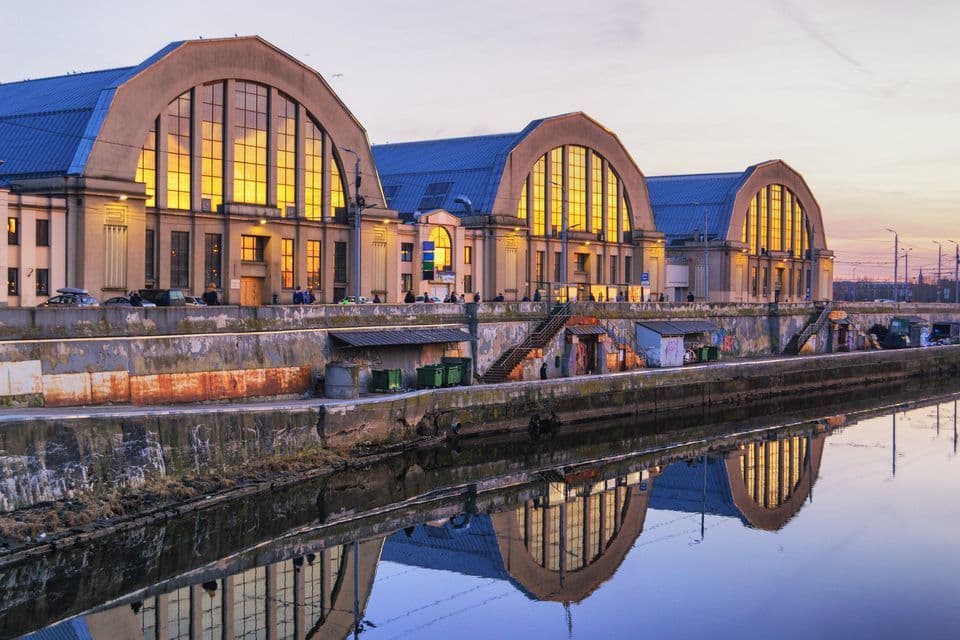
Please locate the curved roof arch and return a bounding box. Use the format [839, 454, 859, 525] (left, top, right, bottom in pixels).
[647, 160, 826, 250]
[373, 112, 656, 232]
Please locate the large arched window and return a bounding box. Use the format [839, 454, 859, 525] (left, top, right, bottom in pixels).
[516, 145, 631, 242]
[742, 185, 809, 258]
[430, 226, 452, 272]
[135, 80, 348, 216]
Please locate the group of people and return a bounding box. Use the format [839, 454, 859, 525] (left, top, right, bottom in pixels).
[292, 286, 317, 304]
[402, 290, 483, 303]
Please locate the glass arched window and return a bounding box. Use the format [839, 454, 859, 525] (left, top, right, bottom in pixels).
[134, 80, 348, 218]
[741, 185, 809, 258]
[516, 146, 631, 242]
[430, 226, 452, 273]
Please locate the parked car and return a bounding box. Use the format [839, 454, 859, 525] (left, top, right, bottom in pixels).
[184, 295, 207, 306]
[339, 296, 369, 304]
[38, 287, 99, 308]
[102, 296, 157, 308]
[138, 288, 187, 306]
[415, 295, 443, 303]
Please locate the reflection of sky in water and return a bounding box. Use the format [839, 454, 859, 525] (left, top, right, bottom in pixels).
[363, 401, 960, 640]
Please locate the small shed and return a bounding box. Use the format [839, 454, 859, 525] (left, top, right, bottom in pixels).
[635, 320, 721, 367]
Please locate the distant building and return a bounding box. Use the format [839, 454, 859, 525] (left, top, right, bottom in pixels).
[374, 113, 667, 302]
[648, 160, 833, 303]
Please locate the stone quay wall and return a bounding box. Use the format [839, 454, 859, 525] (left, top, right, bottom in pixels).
[1, 302, 959, 408]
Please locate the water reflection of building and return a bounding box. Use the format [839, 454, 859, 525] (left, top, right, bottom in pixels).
[27, 540, 383, 640]
[650, 432, 826, 531]
[382, 470, 653, 603]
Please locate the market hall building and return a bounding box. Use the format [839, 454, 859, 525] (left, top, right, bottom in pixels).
[646, 160, 833, 303]
[373, 113, 667, 303]
[0, 36, 396, 306]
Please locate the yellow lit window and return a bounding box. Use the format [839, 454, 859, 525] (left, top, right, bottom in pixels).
[136, 123, 157, 208]
[532, 156, 546, 236]
[517, 179, 527, 220]
[304, 121, 323, 221]
[606, 169, 618, 243]
[233, 82, 267, 205]
[166, 91, 191, 210]
[281, 238, 294, 289]
[200, 83, 223, 211]
[591, 152, 603, 233]
[550, 147, 563, 234]
[331, 157, 346, 219]
[307, 240, 321, 289]
[430, 226, 452, 272]
[568, 146, 586, 232]
[276, 94, 297, 216]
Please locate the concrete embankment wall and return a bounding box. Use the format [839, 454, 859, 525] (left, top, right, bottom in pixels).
[1, 301, 959, 408]
[2, 346, 959, 513]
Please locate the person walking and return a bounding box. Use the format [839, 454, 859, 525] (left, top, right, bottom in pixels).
[201, 284, 219, 306]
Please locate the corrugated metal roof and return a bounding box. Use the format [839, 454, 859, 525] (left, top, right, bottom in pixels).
[372, 119, 544, 216]
[330, 327, 473, 347]
[19, 618, 93, 640]
[636, 320, 720, 335]
[381, 515, 508, 580]
[646, 167, 757, 241]
[566, 324, 606, 336]
[0, 41, 183, 180]
[648, 458, 745, 521]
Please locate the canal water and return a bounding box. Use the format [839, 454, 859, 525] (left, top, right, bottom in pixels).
[3, 391, 959, 639]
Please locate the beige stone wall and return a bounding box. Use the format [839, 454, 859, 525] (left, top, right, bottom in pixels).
[0, 189, 66, 306]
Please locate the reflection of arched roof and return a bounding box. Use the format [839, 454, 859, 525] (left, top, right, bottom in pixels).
[373, 112, 655, 231]
[726, 433, 826, 531]
[647, 159, 826, 250]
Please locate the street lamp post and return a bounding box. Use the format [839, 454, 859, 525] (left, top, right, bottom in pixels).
[560, 222, 582, 300]
[902, 247, 913, 302]
[341, 147, 363, 300]
[950, 240, 960, 305]
[886, 228, 898, 302]
[933, 240, 942, 302]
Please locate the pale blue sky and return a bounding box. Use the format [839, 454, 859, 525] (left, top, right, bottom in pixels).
[3, 0, 957, 279]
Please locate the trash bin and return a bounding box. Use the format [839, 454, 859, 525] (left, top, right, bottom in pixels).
[707, 346, 720, 361]
[441, 356, 473, 385]
[417, 365, 445, 388]
[697, 346, 711, 363]
[371, 368, 402, 392]
[443, 363, 463, 387]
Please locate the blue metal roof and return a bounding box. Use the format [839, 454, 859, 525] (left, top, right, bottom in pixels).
[381, 515, 508, 580]
[372, 120, 543, 217]
[18, 618, 93, 640]
[646, 167, 757, 241]
[0, 42, 183, 180]
[648, 458, 748, 523]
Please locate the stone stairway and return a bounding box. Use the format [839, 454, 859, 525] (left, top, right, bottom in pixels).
[784, 300, 834, 354]
[481, 302, 573, 383]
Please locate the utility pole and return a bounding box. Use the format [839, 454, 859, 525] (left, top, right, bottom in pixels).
[886, 228, 898, 302]
[902, 247, 912, 302]
[934, 240, 942, 302]
[951, 240, 959, 306]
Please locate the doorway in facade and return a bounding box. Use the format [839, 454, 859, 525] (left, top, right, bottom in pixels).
[574, 337, 598, 375]
[240, 277, 263, 306]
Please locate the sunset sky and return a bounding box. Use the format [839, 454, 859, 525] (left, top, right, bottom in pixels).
[3, 0, 956, 280]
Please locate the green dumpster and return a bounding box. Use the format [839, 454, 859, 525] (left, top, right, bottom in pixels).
[707, 346, 720, 361]
[417, 365, 445, 388]
[441, 357, 473, 385]
[371, 368, 402, 392]
[443, 363, 463, 387]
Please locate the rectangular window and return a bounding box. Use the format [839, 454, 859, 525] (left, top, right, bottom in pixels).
[536, 250, 545, 284]
[233, 81, 268, 205]
[533, 157, 546, 236]
[200, 82, 224, 212]
[204, 233, 222, 288]
[554, 252, 562, 282]
[606, 169, 618, 242]
[307, 240, 321, 289]
[7, 217, 18, 245]
[136, 122, 157, 208]
[170, 231, 190, 288]
[145, 229, 156, 282]
[401, 273, 413, 293]
[334, 241, 347, 283]
[373, 240, 387, 292]
[596, 254, 604, 282]
[36, 219, 50, 247]
[783, 190, 793, 254]
[166, 90, 191, 210]
[464, 245, 473, 265]
[417, 181, 453, 211]
[610, 255, 619, 283]
[276, 95, 297, 216]
[761, 266, 769, 295]
[400, 242, 414, 262]
[575, 252, 589, 274]
[241, 235, 267, 262]
[304, 121, 323, 220]
[7, 267, 19, 296]
[568, 146, 586, 232]
[759, 186, 769, 253]
[281, 238, 294, 289]
[104, 225, 128, 289]
[463, 274, 473, 293]
[625, 256, 632, 284]
[331, 160, 346, 221]
[591, 152, 603, 233]
[748, 196, 758, 254]
[770, 185, 782, 252]
[36, 268, 49, 296]
[550, 147, 563, 234]
[752, 266, 759, 296]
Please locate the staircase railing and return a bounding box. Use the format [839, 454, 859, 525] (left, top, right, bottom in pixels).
[793, 300, 834, 353]
[592, 303, 640, 355]
[481, 302, 572, 383]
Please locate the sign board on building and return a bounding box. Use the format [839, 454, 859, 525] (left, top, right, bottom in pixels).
[439, 273, 456, 283]
[422, 241, 435, 281]
[665, 264, 689, 288]
[640, 272, 650, 286]
[230, 279, 241, 290]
